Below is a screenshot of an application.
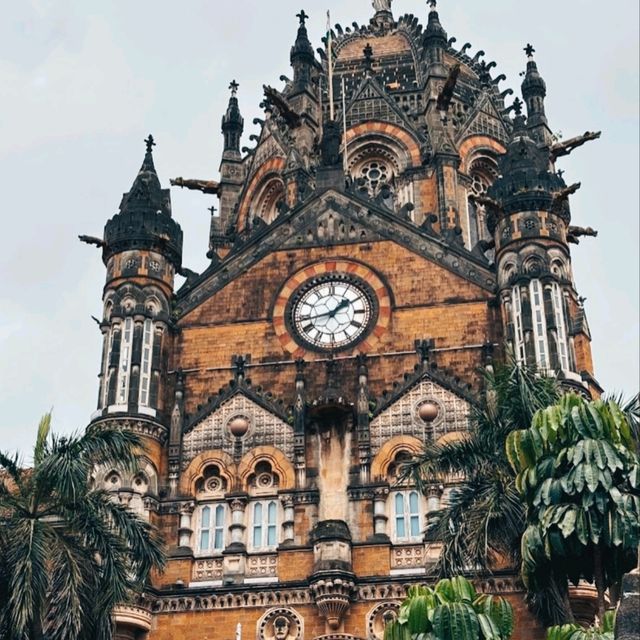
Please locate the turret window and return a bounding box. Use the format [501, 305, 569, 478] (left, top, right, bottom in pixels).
[530, 280, 548, 369]
[511, 286, 526, 363]
[552, 283, 570, 372]
[139, 319, 154, 407]
[116, 318, 134, 405]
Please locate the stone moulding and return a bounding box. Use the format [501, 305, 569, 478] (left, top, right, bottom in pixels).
[89, 416, 168, 445]
[112, 604, 152, 631]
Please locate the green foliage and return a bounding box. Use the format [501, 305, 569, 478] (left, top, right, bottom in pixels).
[0, 414, 166, 640]
[384, 577, 514, 640]
[507, 395, 640, 616]
[546, 611, 616, 640]
[406, 359, 569, 623]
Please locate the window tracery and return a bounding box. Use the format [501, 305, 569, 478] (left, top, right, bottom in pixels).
[467, 155, 498, 248]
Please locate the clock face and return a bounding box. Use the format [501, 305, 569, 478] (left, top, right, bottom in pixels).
[288, 275, 377, 352]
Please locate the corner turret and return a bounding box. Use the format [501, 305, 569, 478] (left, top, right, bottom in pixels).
[221, 80, 244, 158]
[423, 1, 448, 70]
[290, 10, 315, 93]
[521, 44, 552, 145]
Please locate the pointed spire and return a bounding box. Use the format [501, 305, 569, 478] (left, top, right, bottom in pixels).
[222, 80, 244, 155]
[118, 135, 166, 217]
[424, 0, 447, 48]
[290, 10, 316, 91]
[521, 43, 548, 126]
[104, 136, 183, 267]
[363, 43, 375, 75]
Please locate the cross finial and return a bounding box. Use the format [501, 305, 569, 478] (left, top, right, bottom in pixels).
[229, 80, 239, 97]
[512, 97, 523, 115]
[208, 205, 217, 216]
[428, 0, 437, 10]
[296, 9, 308, 25]
[144, 134, 156, 153]
[524, 43, 535, 58]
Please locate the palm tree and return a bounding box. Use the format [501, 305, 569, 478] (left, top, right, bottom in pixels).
[0, 413, 165, 640]
[406, 359, 569, 624]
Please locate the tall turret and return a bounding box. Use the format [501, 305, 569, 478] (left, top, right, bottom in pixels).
[93, 136, 182, 422]
[487, 104, 591, 389]
[423, 0, 448, 71]
[214, 82, 246, 251]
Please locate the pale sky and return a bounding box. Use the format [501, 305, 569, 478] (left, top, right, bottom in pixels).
[1, 0, 638, 456]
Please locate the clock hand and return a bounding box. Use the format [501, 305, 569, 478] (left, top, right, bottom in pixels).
[301, 299, 351, 322]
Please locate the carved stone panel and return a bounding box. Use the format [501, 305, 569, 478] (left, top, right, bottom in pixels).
[192, 558, 224, 582]
[247, 554, 278, 579]
[182, 392, 294, 467]
[366, 602, 401, 640]
[390, 545, 424, 570]
[370, 379, 471, 454]
[257, 607, 303, 640]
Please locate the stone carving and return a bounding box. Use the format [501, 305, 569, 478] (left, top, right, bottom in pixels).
[310, 577, 358, 631]
[182, 392, 294, 466]
[192, 558, 224, 582]
[247, 554, 278, 578]
[370, 379, 471, 454]
[367, 602, 401, 640]
[258, 608, 303, 640]
[391, 545, 424, 570]
[373, 0, 392, 13]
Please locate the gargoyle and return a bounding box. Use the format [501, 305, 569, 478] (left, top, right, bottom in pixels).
[436, 64, 461, 113]
[567, 225, 598, 245]
[263, 85, 302, 128]
[553, 182, 581, 204]
[550, 131, 601, 162]
[170, 178, 220, 195]
[469, 193, 503, 212]
[78, 235, 107, 249]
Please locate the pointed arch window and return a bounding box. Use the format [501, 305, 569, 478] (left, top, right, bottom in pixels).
[530, 279, 548, 370]
[138, 319, 154, 407]
[551, 282, 570, 372]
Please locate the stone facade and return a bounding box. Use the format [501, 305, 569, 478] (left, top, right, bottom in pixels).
[82, 3, 603, 639]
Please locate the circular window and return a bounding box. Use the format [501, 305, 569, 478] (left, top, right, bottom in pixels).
[359, 160, 391, 197]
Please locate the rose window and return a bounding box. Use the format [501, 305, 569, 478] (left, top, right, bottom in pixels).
[359, 160, 391, 197]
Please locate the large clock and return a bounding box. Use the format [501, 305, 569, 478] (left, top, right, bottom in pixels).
[287, 274, 378, 352]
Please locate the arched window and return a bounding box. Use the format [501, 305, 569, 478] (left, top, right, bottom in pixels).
[116, 317, 133, 406]
[392, 490, 422, 542]
[253, 178, 286, 225]
[138, 319, 154, 407]
[198, 504, 226, 554]
[251, 500, 278, 550]
[467, 156, 498, 248]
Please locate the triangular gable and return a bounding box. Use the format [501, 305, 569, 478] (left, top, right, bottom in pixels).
[455, 92, 510, 145]
[175, 188, 496, 317]
[370, 373, 473, 455]
[181, 389, 294, 469]
[343, 76, 422, 136]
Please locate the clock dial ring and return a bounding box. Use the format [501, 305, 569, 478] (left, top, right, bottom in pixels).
[286, 273, 379, 353]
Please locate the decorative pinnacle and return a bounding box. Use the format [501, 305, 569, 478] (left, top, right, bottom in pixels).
[524, 43, 535, 58]
[144, 134, 156, 153]
[296, 9, 308, 25]
[428, 0, 437, 9]
[363, 43, 374, 69]
[512, 97, 523, 115]
[229, 79, 239, 96]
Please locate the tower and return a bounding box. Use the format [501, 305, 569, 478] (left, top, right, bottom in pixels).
[82, 3, 603, 639]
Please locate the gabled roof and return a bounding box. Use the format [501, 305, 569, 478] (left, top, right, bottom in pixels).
[175, 186, 496, 317]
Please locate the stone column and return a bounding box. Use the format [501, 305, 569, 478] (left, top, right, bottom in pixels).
[426, 485, 443, 514]
[177, 502, 195, 550]
[223, 496, 248, 585]
[373, 486, 390, 539]
[281, 495, 295, 544]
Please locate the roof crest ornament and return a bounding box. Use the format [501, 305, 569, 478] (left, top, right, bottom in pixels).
[296, 9, 308, 25]
[372, 0, 392, 13]
[229, 79, 239, 97]
[524, 43, 535, 58]
[144, 134, 156, 154]
[428, 0, 437, 9]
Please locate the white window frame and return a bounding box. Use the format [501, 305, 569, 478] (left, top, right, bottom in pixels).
[250, 500, 278, 551]
[551, 283, 570, 372]
[391, 490, 422, 543]
[197, 504, 226, 555]
[138, 319, 154, 407]
[511, 286, 526, 364]
[530, 279, 549, 370]
[101, 328, 113, 409]
[116, 317, 134, 405]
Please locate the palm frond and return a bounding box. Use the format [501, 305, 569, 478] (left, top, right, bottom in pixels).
[33, 411, 52, 468]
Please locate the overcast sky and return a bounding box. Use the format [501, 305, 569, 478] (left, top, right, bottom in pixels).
[1, 0, 638, 457]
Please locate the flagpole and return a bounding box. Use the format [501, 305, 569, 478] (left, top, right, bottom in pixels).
[342, 77, 349, 174]
[327, 11, 335, 121]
